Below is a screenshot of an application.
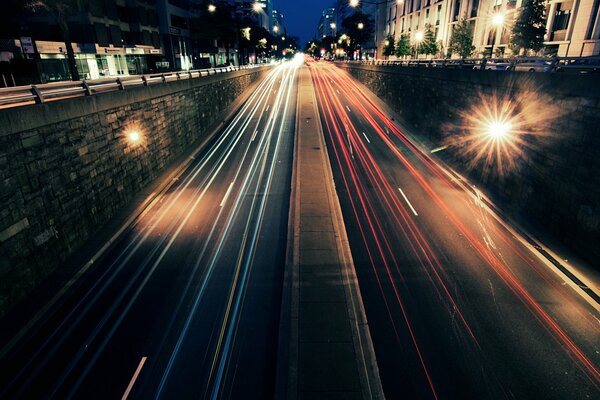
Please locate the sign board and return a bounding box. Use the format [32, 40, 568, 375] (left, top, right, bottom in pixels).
[20, 37, 35, 54]
[35, 41, 66, 54]
[169, 27, 181, 35]
[96, 45, 125, 55]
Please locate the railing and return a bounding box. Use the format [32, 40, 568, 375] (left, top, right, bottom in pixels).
[0, 64, 264, 109]
[341, 56, 600, 73]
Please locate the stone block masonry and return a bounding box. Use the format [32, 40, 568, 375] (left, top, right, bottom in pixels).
[0, 68, 268, 314]
[339, 64, 600, 270]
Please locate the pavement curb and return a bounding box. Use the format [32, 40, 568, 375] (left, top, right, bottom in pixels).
[275, 65, 384, 399]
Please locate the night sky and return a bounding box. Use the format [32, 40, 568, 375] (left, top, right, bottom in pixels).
[275, 0, 331, 46]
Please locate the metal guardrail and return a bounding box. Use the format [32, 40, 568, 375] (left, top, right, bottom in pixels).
[342, 56, 600, 73]
[0, 65, 263, 109]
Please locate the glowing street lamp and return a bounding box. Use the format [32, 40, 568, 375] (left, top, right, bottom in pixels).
[252, 2, 264, 13]
[273, 25, 279, 33]
[486, 120, 512, 140]
[357, 22, 365, 30]
[414, 30, 424, 58]
[490, 13, 505, 58]
[207, 4, 216, 12]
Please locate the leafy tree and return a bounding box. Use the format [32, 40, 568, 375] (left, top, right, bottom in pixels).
[448, 18, 475, 59]
[341, 11, 374, 52]
[382, 34, 395, 58]
[395, 34, 411, 58]
[510, 0, 546, 55]
[24, 0, 80, 81]
[421, 25, 439, 55]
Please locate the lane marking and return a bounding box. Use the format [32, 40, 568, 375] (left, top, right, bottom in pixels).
[362, 132, 371, 144]
[220, 182, 235, 208]
[266, 104, 270, 112]
[398, 188, 419, 217]
[121, 356, 147, 400]
[251, 129, 258, 141]
[431, 145, 448, 154]
[346, 105, 351, 112]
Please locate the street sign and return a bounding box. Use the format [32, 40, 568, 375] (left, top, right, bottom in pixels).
[20, 37, 35, 54]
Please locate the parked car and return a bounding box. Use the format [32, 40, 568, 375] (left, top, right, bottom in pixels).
[473, 59, 512, 71]
[511, 58, 553, 72]
[555, 57, 600, 73]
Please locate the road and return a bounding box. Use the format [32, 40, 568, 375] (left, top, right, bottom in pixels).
[0, 62, 299, 399]
[310, 61, 600, 399]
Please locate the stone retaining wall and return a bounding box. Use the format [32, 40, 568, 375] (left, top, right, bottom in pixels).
[339, 64, 600, 269]
[0, 67, 268, 312]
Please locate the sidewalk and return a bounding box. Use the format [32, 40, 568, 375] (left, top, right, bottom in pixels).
[276, 67, 384, 399]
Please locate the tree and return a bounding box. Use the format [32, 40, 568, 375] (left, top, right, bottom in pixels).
[382, 34, 395, 58]
[421, 25, 439, 56]
[511, 0, 546, 55]
[25, 0, 80, 81]
[448, 18, 475, 59]
[395, 34, 411, 58]
[341, 11, 374, 52]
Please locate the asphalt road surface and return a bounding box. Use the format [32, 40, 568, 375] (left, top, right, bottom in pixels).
[310, 61, 599, 400]
[0, 62, 299, 399]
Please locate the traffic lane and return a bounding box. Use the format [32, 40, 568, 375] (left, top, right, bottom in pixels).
[334, 65, 600, 351]
[1, 64, 292, 398]
[328, 64, 596, 396]
[70, 65, 297, 399]
[129, 72, 297, 400]
[328, 60, 599, 334]
[311, 62, 599, 399]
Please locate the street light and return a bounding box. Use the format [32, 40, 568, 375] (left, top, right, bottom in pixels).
[414, 31, 424, 59]
[357, 22, 364, 30]
[490, 13, 505, 58]
[273, 25, 279, 33]
[207, 4, 216, 13]
[252, 2, 264, 12]
[486, 120, 512, 139]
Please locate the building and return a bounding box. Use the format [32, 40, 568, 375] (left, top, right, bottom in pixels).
[377, 0, 600, 59]
[272, 9, 287, 36]
[234, 0, 273, 32]
[318, 7, 338, 38]
[0, 0, 163, 83]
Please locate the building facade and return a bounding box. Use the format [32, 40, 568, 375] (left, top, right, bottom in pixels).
[0, 0, 163, 83]
[318, 8, 338, 38]
[377, 0, 600, 58]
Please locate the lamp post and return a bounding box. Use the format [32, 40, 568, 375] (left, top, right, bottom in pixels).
[490, 13, 504, 58]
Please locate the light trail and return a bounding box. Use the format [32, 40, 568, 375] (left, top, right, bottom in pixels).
[309, 61, 600, 397]
[2, 62, 297, 399]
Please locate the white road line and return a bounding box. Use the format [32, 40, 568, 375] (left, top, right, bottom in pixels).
[220, 182, 235, 208]
[346, 105, 351, 112]
[121, 357, 147, 400]
[362, 132, 371, 143]
[431, 145, 448, 154]
[398, 188, 419, 216]
[251, 129, 258, 141]
[266, 104, 270, 112]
